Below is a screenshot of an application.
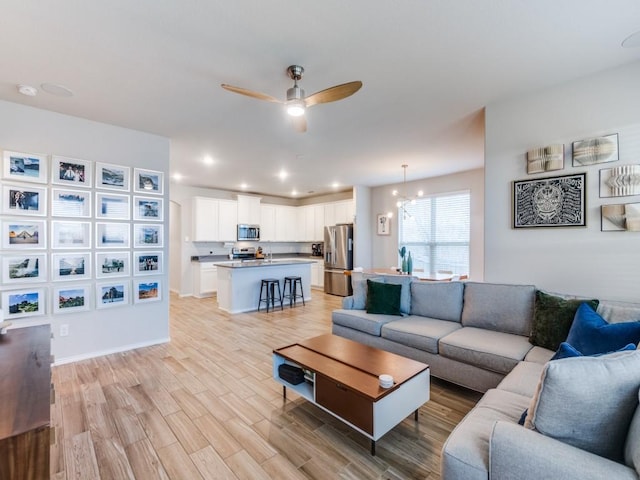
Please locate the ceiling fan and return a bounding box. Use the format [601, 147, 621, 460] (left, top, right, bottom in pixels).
[221, 65, 362, 132]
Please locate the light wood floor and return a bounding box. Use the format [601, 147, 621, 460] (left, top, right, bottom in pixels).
[51, 290, 481, 479]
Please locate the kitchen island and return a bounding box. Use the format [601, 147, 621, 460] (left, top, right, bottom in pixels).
[215, 259, 313, 314]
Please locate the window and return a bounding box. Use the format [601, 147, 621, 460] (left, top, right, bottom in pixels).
[398, 191, 470, 274]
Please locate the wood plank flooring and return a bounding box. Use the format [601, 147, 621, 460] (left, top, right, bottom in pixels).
[51, 291, 481, 479]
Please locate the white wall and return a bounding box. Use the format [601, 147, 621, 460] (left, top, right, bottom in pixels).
[0, 100, 170, 363]
[353, 185, 372, 268]
[485, 61, 640, 302]
[370, 168, 485, 278]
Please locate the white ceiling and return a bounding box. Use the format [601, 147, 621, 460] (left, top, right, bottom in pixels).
[1, 1, 639, 199]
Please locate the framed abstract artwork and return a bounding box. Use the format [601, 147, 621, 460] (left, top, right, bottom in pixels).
[95, 192, 131, 220]
[572, 133, 618, 166]
[51, 188, 92, 217]
[601, 202, 640, 232]
[51, 221, 91, 249]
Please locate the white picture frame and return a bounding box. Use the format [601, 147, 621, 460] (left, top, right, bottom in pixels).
[1, 288, 46, 319]
[133, 224, 163, 248]
[95, 162, 130, 191]
[52, 221, 91, 249]
[96, 251, 131, 278]
[133, 168, 164, 195]
[2, 150, 48, 184]
[51, 252, 91, 281]
[133, 278, 161, 303]
[51, 188, 92, 217]
[1, 219, 46, 249]
[133, 251, 163, 276]
[133, 196, 163, 221]
[53, 284, 90, 314]
[96, 222, 130, 249]
[2, 183, 47, 216]
[51, 155, 93, 188]
[95, 192, 131, 220]
[2, 254, 47, 284]
[96, 281, 129, 309]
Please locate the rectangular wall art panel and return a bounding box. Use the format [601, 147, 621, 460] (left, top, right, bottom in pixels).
[572, 133, 618, 166]
[599, 164, 640, 198]
[601, 202, 640, 232]
[513, 173, 586, 228]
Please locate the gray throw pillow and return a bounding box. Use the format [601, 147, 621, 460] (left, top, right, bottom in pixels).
[625, 389, 640, 473]
[382, 275, 413, 314]
[524, 350, 640, 462]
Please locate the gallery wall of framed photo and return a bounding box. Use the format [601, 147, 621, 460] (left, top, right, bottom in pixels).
[0, 150, 165, 322]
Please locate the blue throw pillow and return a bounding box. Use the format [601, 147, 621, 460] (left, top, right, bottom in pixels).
[551, 341, 636, 361]
[566, 303, 640, 356]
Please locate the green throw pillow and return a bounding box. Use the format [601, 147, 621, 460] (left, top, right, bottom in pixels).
[529, 291, 599, 351]
[365, 279, 402, 316]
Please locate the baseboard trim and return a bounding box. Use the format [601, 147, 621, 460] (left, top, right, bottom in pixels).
[53, 337, 171, 366]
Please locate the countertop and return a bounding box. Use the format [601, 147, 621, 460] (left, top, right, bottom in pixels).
[215, 259, 315, 268]
[191, 253, 323, 262]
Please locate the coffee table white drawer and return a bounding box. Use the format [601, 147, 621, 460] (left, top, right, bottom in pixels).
[315, 374, 373, 434]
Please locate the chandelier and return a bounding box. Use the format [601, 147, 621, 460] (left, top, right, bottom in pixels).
[392, 164, 423, 219]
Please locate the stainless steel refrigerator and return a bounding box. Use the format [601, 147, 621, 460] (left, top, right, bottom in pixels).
[324, 223, 353, 296]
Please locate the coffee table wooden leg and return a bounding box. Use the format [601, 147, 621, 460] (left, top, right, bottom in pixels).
[370, 439, 376, 456]
[283, 385, 286, 399]
[414, 409, 418, 421]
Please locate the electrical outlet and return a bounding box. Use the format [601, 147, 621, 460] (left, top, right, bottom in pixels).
[60, 324, 69, 337]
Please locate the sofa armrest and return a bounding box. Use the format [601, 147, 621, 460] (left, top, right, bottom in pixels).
[490, 421, 637, 480]
[342, 296, 354, 309]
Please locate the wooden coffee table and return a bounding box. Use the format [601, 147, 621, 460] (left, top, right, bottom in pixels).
[273, 334, 430, 455]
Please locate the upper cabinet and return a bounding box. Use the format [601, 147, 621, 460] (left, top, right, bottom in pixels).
[260, 205, 276, 241]
[192, 196, 238, 242]
[237, 195, 261, 225]
[218, 199, 238, 241]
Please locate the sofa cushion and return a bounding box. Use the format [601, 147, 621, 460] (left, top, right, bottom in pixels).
[625, 389, 640, 472]
[351, 274, 383, 310]
[331, 309, 398, 336]
[460, 282, 535, 336]
[524, 350, 640, 462]
[382, 275, 413, 314]
[439, 327, 533, 374]
[566, 303, 640, 355]
[365, 279, 402, 316]
[529, 290, 599, 351]
[496, 361, 546, 398]
[598, 301, 640, 324]
[381, 316, 462, 354]
[410, 281, 464, 322]
[523, 346, 554, 364]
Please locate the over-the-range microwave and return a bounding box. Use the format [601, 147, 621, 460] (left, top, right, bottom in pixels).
[237, 224, 260, 241]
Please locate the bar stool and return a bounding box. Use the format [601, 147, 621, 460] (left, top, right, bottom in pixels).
[282, 276, 305, 307]
[258, 278, 283, 312]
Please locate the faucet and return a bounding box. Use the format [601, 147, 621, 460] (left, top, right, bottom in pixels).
[267, 243, 273, 262]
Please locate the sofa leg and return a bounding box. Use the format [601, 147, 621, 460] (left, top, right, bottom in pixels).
[370, 440, 376, 455]
[414, 409, 418, 421]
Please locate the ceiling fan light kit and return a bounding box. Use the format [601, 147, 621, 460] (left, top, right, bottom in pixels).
[221, 64, 362, 131]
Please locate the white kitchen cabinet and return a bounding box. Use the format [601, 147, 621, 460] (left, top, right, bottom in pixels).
[274, 205, 296, 242]
[192, 197, 219, 241]
[297, 205, 315, 242]
[237, 195, 261, 225]
[260, 205, 276, 241]
[324, 202, 335, 228]
[313, 205, 325, 240]
[218, 199, 238, 241]
[193, 262, 217, 298]
[334, 200, 355, 224]
[311, 259, 325, 288]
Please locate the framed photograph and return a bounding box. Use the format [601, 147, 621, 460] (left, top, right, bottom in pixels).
[1, 219, 46, 249]
[133, 279, 161, 303]
[96, 281, 129, 309]
[601, 203, 640, 232]
[376, 214, 391, 235]
[133, 196, 163, 221]
[133, 168, 164, 195]
[2, 254, 47, 284]
[2, 150, 48, 184]
[52, 221, 91, 249]
[51, 188, 92, 217]
[96, 192, 130, 220]
[51, 253, 91, 281]
[513, 173, 586, 228]
[53, 285, 90, 314]
[51, 155, 93, 188]
[95, 162, 130, 191]
[133, 224, 163, 248]
[526, 144, 564, 174]
[2, 184, 47, 216]
[572, 133, 619, 166]
[96, 251, 131, 278]
[599, 164, 640, 198]
[96, 222, 130, 248]
[1, 288, 45, 319]
[133, 251, 163, 276]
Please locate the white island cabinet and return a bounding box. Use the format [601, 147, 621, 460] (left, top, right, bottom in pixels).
[215, 260, 313, 314]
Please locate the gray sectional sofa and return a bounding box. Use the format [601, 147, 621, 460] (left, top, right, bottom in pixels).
[331, 274, 640, 480]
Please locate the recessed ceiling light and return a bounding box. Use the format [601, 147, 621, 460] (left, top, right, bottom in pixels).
[291, 189, 298, 196]
[172, 173, 183, 181]
[240, 183, 248, 189]
[17, 84, 38, 96]
[278, 170, 288, 181]
[41, 83, 74, 97]
[331, 182, 340, 189]
[203, 156, 214, 166]
[622, 30, 640, 48]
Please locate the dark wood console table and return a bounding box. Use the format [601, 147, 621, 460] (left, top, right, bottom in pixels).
[0, 325, 52, 480]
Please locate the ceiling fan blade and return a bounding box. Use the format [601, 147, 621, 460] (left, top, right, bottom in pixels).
[292, 115, 307, 133]
[221, 84, 281, 103]
[305, 81, 363, 107]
